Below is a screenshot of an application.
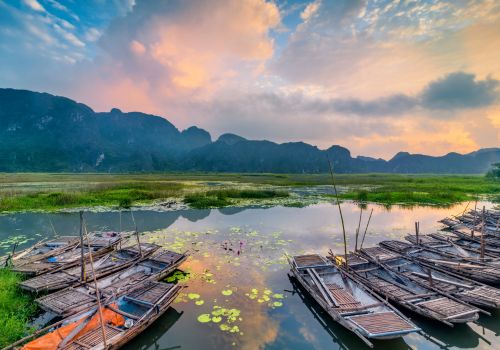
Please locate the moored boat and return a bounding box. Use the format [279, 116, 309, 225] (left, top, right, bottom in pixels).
[12, 232, 123, 276]
[330, 249, 480, 326]
[381, 240, 500, 285]
[36, 247, 186, 317]
[360, 246, 500, 310]
[7, 280, 181, 350]
[288, 253, 420, 347]
[20, 242, 159, 293]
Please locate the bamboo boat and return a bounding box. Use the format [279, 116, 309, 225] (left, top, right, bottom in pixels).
[405, 234, 500, 263]
[12, 233, 123, 276]
[428, 232, 500, 256]
[360, 246, 500, 310]
[1, 236, 80, 269]
[451, 227, 500, 248]
[20, 242, 159, 293]
[7, 280, 181, 350]
[380, 240, 500, 285]
[440, 209, 499, 235]
[330, 250, 480, 325]
[288, 254, 420, 347]
[36, 247, 186, 317]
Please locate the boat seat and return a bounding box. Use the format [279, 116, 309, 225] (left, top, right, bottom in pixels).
[326, 283, 361, 309]
[65, 325, 122, 349]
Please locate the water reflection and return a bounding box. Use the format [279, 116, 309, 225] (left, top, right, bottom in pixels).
[0, 201, 498, 350]
[122, 308, 183, 350]
[282, 274, 412, 350]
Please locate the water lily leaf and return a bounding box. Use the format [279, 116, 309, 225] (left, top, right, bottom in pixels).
[273, 301, 283, 307]
[188, 293, 200, 300]
[222, 289, 233, 296]
[197, 314, 212, 323]
[212, 316, 222, 323]
[273, 293, 284, 299]
[195, 300, 205, 306]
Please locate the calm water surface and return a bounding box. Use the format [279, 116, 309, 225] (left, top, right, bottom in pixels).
[1, 202, 498, 350]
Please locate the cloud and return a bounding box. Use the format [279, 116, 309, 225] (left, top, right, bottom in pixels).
[421, 72, 499, 109]
[23, 0, 45, 12]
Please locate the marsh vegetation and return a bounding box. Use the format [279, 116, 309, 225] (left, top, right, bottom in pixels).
[0, 173, 498, 212]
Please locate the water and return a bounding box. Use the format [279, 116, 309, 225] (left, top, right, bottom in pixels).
[1, 202, 498, 350]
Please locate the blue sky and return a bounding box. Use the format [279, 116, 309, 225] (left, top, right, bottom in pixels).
[1, 0, 499, 158]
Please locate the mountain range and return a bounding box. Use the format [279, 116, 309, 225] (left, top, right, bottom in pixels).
[0, 88, 498, 173]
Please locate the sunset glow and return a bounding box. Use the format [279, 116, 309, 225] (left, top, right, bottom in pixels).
[1, 0, 499, 158]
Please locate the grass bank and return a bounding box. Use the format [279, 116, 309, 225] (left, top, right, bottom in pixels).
[336, 175, 499, 206]
[0, 269, 37, 347]
[0, 173, 498, 211]
[0, 181, 187, 212]
[184, 189, 290, 209]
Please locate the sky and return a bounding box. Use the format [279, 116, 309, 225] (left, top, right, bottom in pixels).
[0, 0, 499, 159]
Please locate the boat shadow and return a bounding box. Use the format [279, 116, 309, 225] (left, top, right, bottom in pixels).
[120, 307, 183, 350]
[287, 274, 413, 350]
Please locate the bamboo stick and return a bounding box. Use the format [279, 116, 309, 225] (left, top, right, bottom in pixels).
[130, 210, 142, 257]
[354, 207, 363, 251]
[359, 208, 373, 250]
[79, 211, 86, 282]
[83, 221, 108, 348]
[327, 159, 348, 268]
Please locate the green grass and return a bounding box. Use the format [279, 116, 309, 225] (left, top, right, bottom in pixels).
[184, 189, 289, 209]
[0, 181, 186, 212]
[0, 269, 37, 347]
[0, 173, 498, 211]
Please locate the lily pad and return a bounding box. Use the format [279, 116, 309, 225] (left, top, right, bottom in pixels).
[222, 289, 233, 296]
[197, 314, 212, 323]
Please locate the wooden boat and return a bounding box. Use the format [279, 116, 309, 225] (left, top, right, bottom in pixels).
[1, 236, 79, 269]
[441, 209, 499, 235]
[12, 233, 123, 276]
[405, 234, 500, 263]
[20, 242, 159, 293]
[330, 249, 480, 325]
[9, 280, 181, 350]
[36, 247, 186, 317]
[380, 240, 500, 285]
[360, 246, 500, 310]
[288, 254, 420, 347]
[429, 232, 500, 256]
[451, 227, 500, 248]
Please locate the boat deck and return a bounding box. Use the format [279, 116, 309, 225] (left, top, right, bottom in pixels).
[416, 297, 476, 319]
[37, 288, 97, 315]
[20, 271, 79, 291]
[461, 285, 500, 304]
[125, 281, 174, 305]
[348, 311, 416, 336]
[326, 283, 361, 309]
[294, 254, 330, 269]
[362, 247, 400, 261]
[151, 250, 185, 265]
[66, 325, 122, 350]
[12, 262, 58, 275]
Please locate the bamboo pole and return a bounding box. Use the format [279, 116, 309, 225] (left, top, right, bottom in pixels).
[471, 200, 478, 238]
[130, 210, 142, 257]
[480, 206, 486, 260]
[354, 207, 363, 251]
[359, 208, 373, 250]
[83, 221, 108, 348]
[327, 159, 348, 268]
[79, 211, 86, 282]
[415, 221, 419, 244]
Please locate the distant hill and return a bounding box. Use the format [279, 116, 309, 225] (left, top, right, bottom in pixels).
[0, 88, 498, 173]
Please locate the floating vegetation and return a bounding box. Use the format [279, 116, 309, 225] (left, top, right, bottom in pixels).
[245, 288, 285, 309]
[222, 289, 233, 296]
[165, 270, 190, 283]
[0, 235, 35, 250]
